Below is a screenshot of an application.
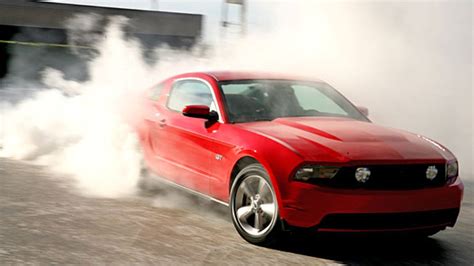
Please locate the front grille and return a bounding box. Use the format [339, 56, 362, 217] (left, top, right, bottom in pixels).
[318, 208, 459, 230]
[311, 164, 447, 190]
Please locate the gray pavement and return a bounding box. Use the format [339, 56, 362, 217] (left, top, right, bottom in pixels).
[0, 158, 473, 265]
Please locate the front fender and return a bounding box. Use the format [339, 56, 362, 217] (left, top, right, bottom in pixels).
[228, 143, 302, 219]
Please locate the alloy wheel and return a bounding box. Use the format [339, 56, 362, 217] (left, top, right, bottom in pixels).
[233, 174, 277, 237]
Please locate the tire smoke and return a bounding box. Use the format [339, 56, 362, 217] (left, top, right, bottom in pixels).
[0, 17, 149, 197]
[0, 1, 471, 198]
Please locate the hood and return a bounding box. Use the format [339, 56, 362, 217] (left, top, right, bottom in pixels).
[239, 117, 452, 164]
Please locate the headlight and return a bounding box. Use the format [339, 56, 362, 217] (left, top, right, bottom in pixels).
[446, 160, 458, 179]
[294, 165, 339, 181]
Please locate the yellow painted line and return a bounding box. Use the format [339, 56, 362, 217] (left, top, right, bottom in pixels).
[0, 40, 93, 49]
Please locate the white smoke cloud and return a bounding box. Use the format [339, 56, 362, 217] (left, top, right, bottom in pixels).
[0, 17, 150, 197]
[0, 1, 471, 198]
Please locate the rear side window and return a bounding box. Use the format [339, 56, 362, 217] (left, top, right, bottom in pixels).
[167, 80, 214, 112]
[149, 82, 165, 101]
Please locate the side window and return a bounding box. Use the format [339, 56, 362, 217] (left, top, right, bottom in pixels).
[167, 80, 214, 112]
[149, 82, 165, 101]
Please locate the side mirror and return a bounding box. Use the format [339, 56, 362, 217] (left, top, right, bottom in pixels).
[182, 105, 219, 122]
[357, 106, 369, 117]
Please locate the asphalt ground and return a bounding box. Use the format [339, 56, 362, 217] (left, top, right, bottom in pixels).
[0, 158, 473, 265]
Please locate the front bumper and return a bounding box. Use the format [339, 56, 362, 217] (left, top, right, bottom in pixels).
[281, 177, 464, 231]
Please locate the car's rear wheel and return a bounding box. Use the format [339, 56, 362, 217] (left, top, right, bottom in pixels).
[230, 163, 281, 245]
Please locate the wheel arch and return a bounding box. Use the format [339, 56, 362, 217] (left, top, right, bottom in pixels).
[229, 156, 259, 192]
[227, 152, 285, 214]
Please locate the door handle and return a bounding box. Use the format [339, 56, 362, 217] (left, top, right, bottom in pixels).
[158, 119, 166, 128]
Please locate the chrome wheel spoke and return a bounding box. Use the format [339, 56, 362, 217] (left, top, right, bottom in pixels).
[259, 185, 272, 201]
[240, 180, 255, 197]
[260, 203, 275, 217]
[236, 206, 253, 222]
[257, 178, 266, 195]
[254, 212, 263, 230]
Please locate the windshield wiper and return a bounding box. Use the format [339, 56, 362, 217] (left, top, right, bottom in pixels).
[252, 117, 274, 122]
[230, 117, 274, 123]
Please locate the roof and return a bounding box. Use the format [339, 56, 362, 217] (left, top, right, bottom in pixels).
[202, 71, 324, 82]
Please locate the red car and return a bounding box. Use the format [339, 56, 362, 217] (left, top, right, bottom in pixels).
[138, 71, 463, 245]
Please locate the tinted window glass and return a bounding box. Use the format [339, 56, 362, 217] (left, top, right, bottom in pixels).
[292, 85, 347, 115]
[168, 80, 214, 112]
[219, 80, 367, 123]
[149, 82, 164, 101]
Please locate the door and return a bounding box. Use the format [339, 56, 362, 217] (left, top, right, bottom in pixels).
[153, 78, 220, 194]
[142, 81, 170, 173]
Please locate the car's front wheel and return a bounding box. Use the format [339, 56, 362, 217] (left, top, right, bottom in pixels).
[230, 163, 282, 245]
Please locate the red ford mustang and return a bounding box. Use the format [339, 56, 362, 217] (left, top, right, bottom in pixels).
[138, 71, 463, 245]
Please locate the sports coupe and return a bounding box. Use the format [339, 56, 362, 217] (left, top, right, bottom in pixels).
[138, 71, 463, 245]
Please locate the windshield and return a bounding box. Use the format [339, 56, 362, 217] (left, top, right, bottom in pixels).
[219, 80, 368, 123]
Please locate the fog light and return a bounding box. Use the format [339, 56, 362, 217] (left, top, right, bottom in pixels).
[355, 167, 371, 183]
[426, 165, 438, 180]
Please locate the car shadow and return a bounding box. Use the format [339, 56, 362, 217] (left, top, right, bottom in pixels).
[138, 176, 453, 264]
[271, 233, 449, 265]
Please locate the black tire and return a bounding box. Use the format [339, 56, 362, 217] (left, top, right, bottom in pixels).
[230, 163, 282, 246]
